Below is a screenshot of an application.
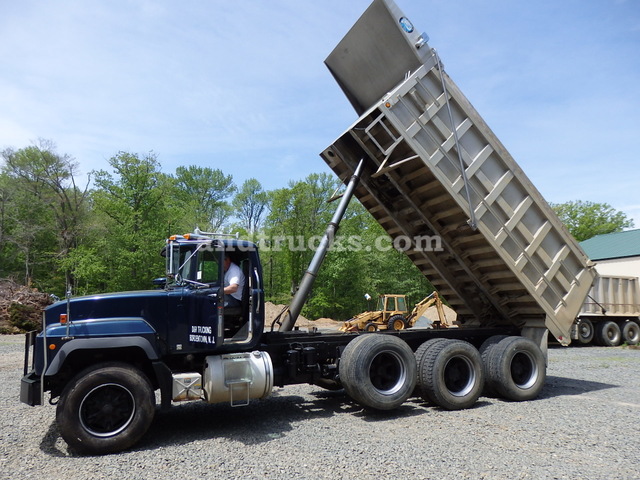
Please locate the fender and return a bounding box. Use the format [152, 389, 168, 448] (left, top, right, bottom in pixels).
[44, 318, 160, 376]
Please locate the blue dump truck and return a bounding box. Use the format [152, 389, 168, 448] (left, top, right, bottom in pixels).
[21, 0, 596, 455]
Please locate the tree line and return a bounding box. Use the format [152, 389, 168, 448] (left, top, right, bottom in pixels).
[0, 140, 633, 320]
[0, 140, 431, 320]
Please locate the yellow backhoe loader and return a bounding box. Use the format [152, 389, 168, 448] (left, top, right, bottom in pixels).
[339, 292, 453, 332]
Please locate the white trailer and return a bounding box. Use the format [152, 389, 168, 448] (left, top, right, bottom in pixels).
[573, 275, 640, 346]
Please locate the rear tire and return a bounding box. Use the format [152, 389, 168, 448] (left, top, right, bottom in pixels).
[414, 338, 449, 394]
[485, 336, 546, 401]
[594, 321, 621, 347]
[479, 335, 508, 396]
[339, 334, 416, 410]
[417, 339, 484, 410]
[56, 362, 156, 455]
[621, 320, 640, 345]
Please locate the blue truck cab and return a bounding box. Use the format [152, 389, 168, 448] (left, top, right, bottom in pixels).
[20, 233, 265, 438]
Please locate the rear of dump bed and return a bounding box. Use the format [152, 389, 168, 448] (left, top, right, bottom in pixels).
[321, 0, 596, 344]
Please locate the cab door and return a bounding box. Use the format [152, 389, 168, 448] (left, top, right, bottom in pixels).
[186, 246, 224, 350]
[166, 244, 225, 354]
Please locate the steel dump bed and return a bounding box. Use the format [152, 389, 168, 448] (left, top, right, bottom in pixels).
[320, 0, 596, 344]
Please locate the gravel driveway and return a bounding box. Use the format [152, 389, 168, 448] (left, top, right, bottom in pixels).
[1, 334, 639, 480]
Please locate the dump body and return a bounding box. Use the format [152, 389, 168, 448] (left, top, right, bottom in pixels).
[580, 275, 640, 318]
[321, 0, 596, 344]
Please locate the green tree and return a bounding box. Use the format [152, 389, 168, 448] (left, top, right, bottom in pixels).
[91, 151, 173, 291]
[261, 173, 432, 321]
[0, 140, 90, 290]
[232, 178, 268, 235]
[172, 166, 235, 232]
[263, 173, 339, 303]
[551, 200, 634, 242]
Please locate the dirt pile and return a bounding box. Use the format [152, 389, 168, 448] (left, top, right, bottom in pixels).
[263, 301, 457, 331]
[264, 302, 342, 330]
[0, 279, 52, 333]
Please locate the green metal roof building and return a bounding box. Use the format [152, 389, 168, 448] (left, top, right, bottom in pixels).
[579, 229, 640, 277]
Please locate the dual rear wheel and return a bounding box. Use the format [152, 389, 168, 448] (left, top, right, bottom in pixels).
[339, 334, 546, 412]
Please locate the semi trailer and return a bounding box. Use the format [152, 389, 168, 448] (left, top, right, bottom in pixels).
[571, 275, 640, 346]
[20, 0, 596, 455]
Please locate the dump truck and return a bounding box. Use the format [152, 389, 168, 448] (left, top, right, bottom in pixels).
[340, 292, 451, 332]
[571, 275, 640, 346]
[20, 0, 596, 455]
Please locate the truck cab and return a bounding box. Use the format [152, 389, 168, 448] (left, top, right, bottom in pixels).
[21, 233, 265, 407]
[162, 232, 265, 351]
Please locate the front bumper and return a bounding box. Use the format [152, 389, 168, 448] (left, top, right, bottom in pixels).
[20, 372, 42, 406]
[21, 331, 41, 406]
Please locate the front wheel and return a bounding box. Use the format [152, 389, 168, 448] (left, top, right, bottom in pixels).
[56, 362, 156, 455]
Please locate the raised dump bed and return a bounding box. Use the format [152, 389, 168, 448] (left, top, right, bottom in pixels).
[321, 0, 596, 344]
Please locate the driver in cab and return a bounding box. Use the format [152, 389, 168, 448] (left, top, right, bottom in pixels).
[223, 255, 245, 308]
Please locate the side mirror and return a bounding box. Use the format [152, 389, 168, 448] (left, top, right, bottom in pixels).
[152, 277, 167, 288]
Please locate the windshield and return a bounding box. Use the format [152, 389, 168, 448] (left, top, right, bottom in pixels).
[166, 240, 225, 288]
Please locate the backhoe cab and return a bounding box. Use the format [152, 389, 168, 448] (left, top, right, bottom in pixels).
[340, 294, 409, 332]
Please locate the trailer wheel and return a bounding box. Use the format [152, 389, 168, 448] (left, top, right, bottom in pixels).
[339, 334, 416, 410]
[576, 318, 594, 344]
[485, 336, 546, 401]
[417, 339, 484, 410]
[56, 362, 155, 455]
[387, 314, 407, 331]
[594, 321, 621, 347]
[621, 320, 640, 345]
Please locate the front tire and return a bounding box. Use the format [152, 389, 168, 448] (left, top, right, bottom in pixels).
[339, 334, 416, 410]
[56, 362, 156, 455]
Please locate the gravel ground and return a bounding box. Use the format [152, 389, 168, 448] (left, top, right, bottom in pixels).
[1, 334, 639, 480]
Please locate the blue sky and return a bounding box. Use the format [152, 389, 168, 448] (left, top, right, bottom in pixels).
[1, 0, 639, 226]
